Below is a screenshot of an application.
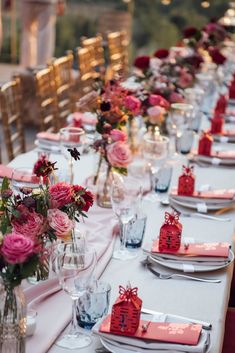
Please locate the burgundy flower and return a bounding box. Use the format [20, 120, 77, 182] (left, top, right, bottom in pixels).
[154, 49, 169, 59]
[209, 48, 226, 65]
[33, 154, 57, 178]
[134, 56, 150, 70]
[185, 54, 204, 69]
[183, 27, 198, 38]
[72, 185, 94, 212]
[100, 101, 111, 112]
[1, 189, 13, 199]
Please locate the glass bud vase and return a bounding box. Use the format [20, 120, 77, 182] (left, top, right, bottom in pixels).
[0, 283, 26, 353]
[96, 163, 113, 209]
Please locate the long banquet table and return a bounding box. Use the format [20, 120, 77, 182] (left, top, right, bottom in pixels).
[9, 122, 235, 353]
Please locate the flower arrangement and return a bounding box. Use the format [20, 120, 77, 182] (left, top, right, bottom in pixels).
[0, 155, 94, 287]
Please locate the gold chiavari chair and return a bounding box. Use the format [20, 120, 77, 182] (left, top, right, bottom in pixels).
[76, 47, 96, 95]
[35, 67, 59, 132]
[0, 78, 26, 161]
[50, 51, 75, 127]
[81, 35, 105, 79]
[107, 31, 129, 78]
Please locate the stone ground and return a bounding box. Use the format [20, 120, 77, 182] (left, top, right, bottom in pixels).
[0, 63, 38, 164]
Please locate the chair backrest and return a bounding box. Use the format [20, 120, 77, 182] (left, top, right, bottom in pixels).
[0, 78, 25, 161]
[77, 47, 95, 95]
[81, 35, 105, 76]
[97, 10, 132, 41]
[107, 31, 129, 77]
[50, 51, 75, 127]
[35, 67, 59, 133]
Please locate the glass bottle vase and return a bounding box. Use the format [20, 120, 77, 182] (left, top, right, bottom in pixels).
[96, 163, 113, 209]
[0, 283, 26, 353]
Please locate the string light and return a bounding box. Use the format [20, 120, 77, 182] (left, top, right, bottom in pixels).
[201, 1, 210, 8]
[161, 0, 172, 5]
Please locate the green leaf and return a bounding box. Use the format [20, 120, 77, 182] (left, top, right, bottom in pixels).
[20, 255, 39, 279]
[1, 177, 10, 193]
[0, 215, 11, 235]
[112, 167, 128, 176]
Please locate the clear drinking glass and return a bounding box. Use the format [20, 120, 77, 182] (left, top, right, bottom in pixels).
[56, 243, 97, 349]
[59, 127, 85, 184]
[168, 103, 194, 159]
[142, 133, 169, 202]
[111, 176, 141, 261]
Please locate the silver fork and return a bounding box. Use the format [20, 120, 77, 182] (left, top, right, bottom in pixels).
[146, 263, 221, 283]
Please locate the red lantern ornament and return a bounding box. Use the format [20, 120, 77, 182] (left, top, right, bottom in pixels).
[214, 95, 228, 115]
[210, 114, 224, 134]
[178, 165, 195, 196]
[110, 284, 142, 335]
[198, 131, 213, 156]
[159, 210, 182, 252]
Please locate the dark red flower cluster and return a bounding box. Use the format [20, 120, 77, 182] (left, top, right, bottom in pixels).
[185, 54, 204, 69]
[134, 56, 150, 70]
[209, 48, 226, 65]
[33, 154, 57, 178]
[72, 185, 94, 212]
[183, 27, 198, 39]
[154, 49, 169, 59]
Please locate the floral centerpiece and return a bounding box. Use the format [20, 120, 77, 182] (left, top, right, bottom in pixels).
[0, 155, 93, 353]
[92, 80, 133, 207]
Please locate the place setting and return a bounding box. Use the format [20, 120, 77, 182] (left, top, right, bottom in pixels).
[142, 208, 234, 274]
[93, 283, 211, 353]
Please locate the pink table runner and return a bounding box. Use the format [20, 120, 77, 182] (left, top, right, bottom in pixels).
[25, 205, 116, 353]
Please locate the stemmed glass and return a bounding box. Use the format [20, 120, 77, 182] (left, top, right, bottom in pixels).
[60, 127, 85, 184]
[168, 103, 194, 158]
[142, 133, 169, 202]
[55, 243, 97, 349]
[111, 176, 141, 261]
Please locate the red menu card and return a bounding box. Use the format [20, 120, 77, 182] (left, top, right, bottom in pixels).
[171, 188, 235, 200]
[152, 240, 230, 258]
[99, 315, 202, 345]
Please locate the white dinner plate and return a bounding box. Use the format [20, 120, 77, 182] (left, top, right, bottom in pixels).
[212, 134, 235, 143]
[194, 154, 235, 166]
[169, 195, 235, 211]
[148, 249, 234, 273]
[35, 139, 61, 153]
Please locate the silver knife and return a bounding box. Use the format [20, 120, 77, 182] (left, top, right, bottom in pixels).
[142, 308, 212, 330]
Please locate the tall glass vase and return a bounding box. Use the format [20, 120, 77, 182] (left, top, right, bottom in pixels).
[0, 282, 26, 353]
[96, 162, 113, 209]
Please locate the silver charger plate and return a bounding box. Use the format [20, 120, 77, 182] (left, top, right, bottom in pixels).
[169, 195, 235, 211]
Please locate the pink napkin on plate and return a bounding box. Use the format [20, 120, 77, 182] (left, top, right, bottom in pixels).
[152, 240, 230, 258]
[170, 188, 235, 200]
[0, 164, 39, 183]
[36, 132, 60, 143]
[26, 205, 116, 353]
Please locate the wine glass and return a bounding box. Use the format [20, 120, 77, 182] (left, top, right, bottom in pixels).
[142, 133, 169, 202]
[60, 127, 85, 184]
[111, 176, 141, 261]
[55, 243, 97, 349]
[11, 167, 40, 194]
[168, 103, 194, 159]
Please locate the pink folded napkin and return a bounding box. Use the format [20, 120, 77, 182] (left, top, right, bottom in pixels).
[68, 112, 97, 127]
[0, 164, 39, 183]
[170, 188, 235, 200]
[36, 132, 60, 142]
[152, 240, 230, 258]
[194, 150, 235, 160]
[26, 205, 116, 353]
[99, 315, 202, 345]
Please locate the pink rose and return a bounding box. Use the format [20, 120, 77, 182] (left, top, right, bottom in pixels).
[107, 142, 132, 168]
[149, 94, 170, 109]
[147, 106, 165, 125]
[49, 182, 72, 208]
[1, 232, 34, 264]
[110, 129, 127, 142]
[48, 209, 74, 239]
[169, 92, 185, 104]
[12, 206, 45, 239]
[124, 96, 141, 115]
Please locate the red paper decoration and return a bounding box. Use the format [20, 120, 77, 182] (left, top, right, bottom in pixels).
[178, 165, 195, 196]
[214, 94, 228, 115]
[159, 210, 182, 252]
[229, 80, 235, 99]
[110, 284, 142, 335]
[210, 116, 224, 134]
[198, 131, 213, 156]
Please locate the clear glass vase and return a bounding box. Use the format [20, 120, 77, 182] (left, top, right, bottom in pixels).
[96, 163, 113, 209]
[0, 282, 26, 353]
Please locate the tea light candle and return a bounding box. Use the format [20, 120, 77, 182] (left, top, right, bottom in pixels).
[26, 311, 37, 336]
